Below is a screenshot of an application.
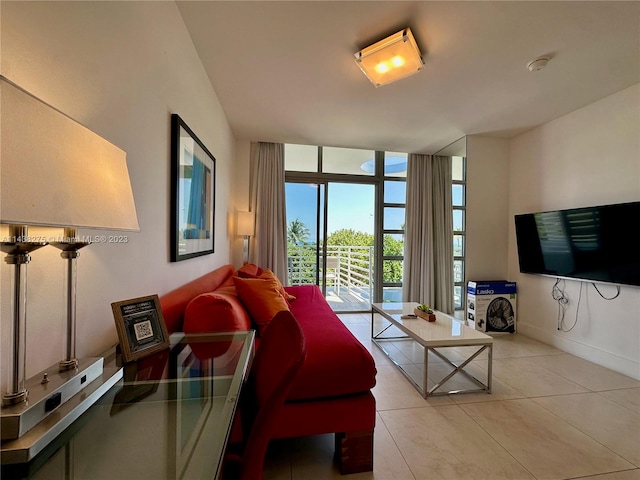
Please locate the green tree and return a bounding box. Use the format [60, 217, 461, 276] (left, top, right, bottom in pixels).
[287, 218, 310, 245]
[325, 229, 404, 283]
[383, 235, 404, 256]
[382, 235, 404, 283]
[287, 219, 314, 284]
[326, 229, 373, 247]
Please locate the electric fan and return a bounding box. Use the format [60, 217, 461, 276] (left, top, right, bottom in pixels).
[486, 297, 515, 332]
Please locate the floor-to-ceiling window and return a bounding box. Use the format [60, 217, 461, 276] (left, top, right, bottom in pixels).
[453, 155, 466, 312]
[284, 143, 463, 313]
[379, 152, 407, 304]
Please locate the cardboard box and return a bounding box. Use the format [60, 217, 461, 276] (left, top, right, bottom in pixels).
[467, 281, 516, 333]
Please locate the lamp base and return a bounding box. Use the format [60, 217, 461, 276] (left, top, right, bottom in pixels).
[1, 357, 106, 441]
[0, 362, 122, 465]
[0, 358, 104, 441]
[0, 358, 122, 465]
[1, 391, 28, 407]
[58, 358, 79, 371]
[242, 235, 250, 264]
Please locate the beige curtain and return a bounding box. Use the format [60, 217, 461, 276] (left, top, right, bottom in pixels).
[249, 142, 289, 282]
[402, 154, 454, 313]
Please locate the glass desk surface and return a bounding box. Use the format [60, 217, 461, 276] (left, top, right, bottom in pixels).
[2, 330, 255, 480]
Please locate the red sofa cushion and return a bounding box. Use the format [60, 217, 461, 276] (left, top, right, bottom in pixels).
[284, 285, 377, 401]
[273, 391, 376, 439]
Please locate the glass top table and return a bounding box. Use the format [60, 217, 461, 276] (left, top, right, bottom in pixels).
[2, 330, 255, 480]
[372, 302, 492, 397]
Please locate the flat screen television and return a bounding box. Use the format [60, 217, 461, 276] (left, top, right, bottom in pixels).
[514, 201, 640, 287]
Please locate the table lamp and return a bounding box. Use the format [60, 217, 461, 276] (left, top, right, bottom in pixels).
[0, 75, 139, 451]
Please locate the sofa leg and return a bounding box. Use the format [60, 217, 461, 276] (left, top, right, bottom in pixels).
[334, 429, 374, 474]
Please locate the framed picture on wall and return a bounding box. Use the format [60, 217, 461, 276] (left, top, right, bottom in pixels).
[170, 113, 216, 262]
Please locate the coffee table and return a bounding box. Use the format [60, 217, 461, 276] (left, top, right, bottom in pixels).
[372, 302, 492, 397]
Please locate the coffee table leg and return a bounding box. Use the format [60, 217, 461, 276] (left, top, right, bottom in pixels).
[487, 344, 493, 393]
[423, 346, 429, 398]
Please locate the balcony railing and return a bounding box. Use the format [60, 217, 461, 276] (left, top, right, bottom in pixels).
[288, 244, 464, 312]
[287, 245, 374, 311]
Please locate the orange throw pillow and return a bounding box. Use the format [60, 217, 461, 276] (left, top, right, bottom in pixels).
[258, 269, 296, 303]
[237, 263, 264, 278]
[233, 276, 290, 335]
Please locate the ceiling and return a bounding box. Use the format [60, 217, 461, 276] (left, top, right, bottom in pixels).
[177, 1, 640, 154]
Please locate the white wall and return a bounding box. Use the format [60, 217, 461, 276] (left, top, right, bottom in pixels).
[507, 84, 640, 379]
[1, 2, 237, 386]
[465, 135, 511, 281]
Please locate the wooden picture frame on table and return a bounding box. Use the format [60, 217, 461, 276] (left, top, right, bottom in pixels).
[170, 113, 216, 262]
[112, 294, 170, 363]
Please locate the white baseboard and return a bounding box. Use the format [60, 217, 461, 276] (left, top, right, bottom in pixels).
[516, 322, 640, 381]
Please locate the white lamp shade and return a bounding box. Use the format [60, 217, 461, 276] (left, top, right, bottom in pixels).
[236, 211, 255, 237]
[0, 76, 139, 231]
[354, 28, 424, 87]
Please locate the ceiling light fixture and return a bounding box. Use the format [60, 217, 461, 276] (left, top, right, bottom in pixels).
[354, 28, 424, 87]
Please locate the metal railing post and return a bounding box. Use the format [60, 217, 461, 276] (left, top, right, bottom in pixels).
[369, 246, 373, 303]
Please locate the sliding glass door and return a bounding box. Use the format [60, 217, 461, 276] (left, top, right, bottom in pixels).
[285, 180, 375, 312]
[325, 182, 375, 311]
[285, 181, 324, 287]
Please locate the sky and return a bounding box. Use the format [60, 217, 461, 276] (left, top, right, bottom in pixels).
[286, 183, 379, 241]
[286, 180, 463, 243]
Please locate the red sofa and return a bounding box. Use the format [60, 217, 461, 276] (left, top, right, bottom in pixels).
[159, 264, 377, 474]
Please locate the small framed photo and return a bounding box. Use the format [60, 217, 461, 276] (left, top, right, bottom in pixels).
[112, 295, 170, 363]
[170, 113, 216, 262]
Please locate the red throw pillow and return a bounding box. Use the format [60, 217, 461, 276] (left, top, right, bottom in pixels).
[183, 292, 252, 358]
[232, 276, 290, 335]
[183, 292, 251, 333]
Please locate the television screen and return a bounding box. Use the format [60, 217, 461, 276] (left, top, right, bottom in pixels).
[514, 201, 640, 287]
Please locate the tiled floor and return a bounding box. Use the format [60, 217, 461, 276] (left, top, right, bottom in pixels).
[263, 313, 640, 480]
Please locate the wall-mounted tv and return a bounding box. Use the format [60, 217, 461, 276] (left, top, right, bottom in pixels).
[514, 201, 640, 287]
